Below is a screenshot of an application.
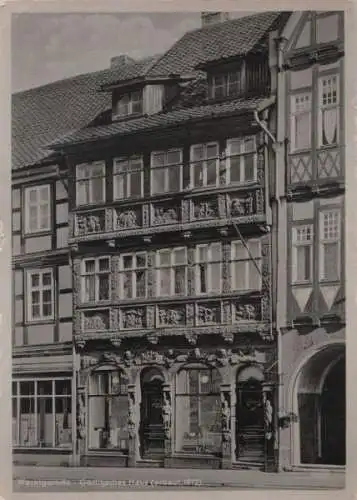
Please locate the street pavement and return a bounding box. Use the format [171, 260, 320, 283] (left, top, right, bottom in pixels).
[13, 465, 345, 492]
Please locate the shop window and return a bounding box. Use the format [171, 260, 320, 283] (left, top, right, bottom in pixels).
[12, 379, 72, 448]
[88, 370, 129, 451]
[175, 367, 222, 454]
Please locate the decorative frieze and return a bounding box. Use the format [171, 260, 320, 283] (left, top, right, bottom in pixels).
[121, 307, 146, 329]
[228, 192, 255, 217]
[233, 302, 261, 322]
[158, 306, 186, 327]
[82, 310, 110, 331]
[115, 207, 142, 230]
[76, 210, 105, 236]
[152, 202, 180, 226]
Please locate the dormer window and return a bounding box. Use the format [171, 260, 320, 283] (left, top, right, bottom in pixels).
[208, 71, 242, 99]
[113, 90, 143, 119]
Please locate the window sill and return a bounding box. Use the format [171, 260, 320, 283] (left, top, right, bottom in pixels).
[23, 229, 52, 238]
[75, 202, 107, 210]
[13, 447, 72, 454]
[25, 318, 55, 326]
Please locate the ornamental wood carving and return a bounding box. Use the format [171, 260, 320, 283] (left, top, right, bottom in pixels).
[76, 211, 105, 236]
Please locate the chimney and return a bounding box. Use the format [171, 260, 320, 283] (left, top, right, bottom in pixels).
[110, 54, 135, 68]
[201, 12, 230, 27]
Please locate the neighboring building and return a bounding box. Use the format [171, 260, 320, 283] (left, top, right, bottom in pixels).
[11, 10, 345, 473]
[275, 11, 345, 470]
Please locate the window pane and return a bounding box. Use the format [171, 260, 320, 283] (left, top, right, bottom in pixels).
[42, 272, 52, 287]
[211, 243, 221, 261]
[295, 112, 311, 150]
[198, 246, 207, 262]
[297, 245, 312, 281]
[92, 178, 104, 203]
[206, 159, 217, 185]
[20, 381, 35, 395]
[28, 189, 38, 203]
[132, 99, 143, 115]
[159, 268, 171, 295]
[230, 156, 242, 183]
[37, 397, 53, 447]
[211, 262, 221, 293]
[136, 254, 146, 268]
[12, 399, 17, 444]
[175, 267, 186, 294]
[55, 397, 72, 448]
[152, 153, 165, 167]
[55, 380, 71, 396]
[136, 271, 146, 297]
[98, 275, 109, 300]
[114, 175, 125, 199]
[131, 172, 142, 197]
[152, 169, 165, 194]
[323, 242, 339, 281]
[32, 304, 41, 318]
[19, 397, 36, 446]
[167, 150, 181, 164]
[84, 275, 96, 301]
[99, 258, 109, 272]
[244, 154, 255, 181]
[174, 248, 186, 265]
[159, 251, 171, 266]
[233, 261, 246, 289]
[123, 256, 133, 269]
[193, 163, 204, 187]
[31, 290, 40, 305]
[43, 302, 52, 317]
[322, 108, 338, 146]
[248, 262, 261, 290]
[122, 271, 132, 298]
[198, 264, 207, 293]
[38, 380, 52, 395]
[192, 145, 204, 161]
[168, 166, 180, 192]
[31, 274, 40, 288]
[207, 144, 218, 159]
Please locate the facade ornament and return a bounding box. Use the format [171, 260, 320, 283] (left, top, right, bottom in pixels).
[83, 311, 109, 331]
[122, 309, 144, 329]
[198, 305, 218, 324]
[76, 339, 87, 351]
[235, 304, 257, 322]
[185, 332, 197, 345]
[222, 331, 234, 344]
[127, 390, 136, 439]
[194, 201, 216, 219]
[140, 350, 164, 364]
[116, 209, 138, 229]
[153, 206, 178, 225]
[81, 355, 97, 369]
[162, 387, 172, 440]
[264, 392, 274, 441]
[158, 308, 185, 326]
[221, 394, 231, 438]
[111, 337, 122, 348]
[147, 333, 159, 345]
[77, 391, 86, 440]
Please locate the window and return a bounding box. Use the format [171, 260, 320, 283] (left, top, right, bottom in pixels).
[292, 225, 313, 283]
[190, 143, 219, 188]
[24, 185, 51, 233]
[119, 253, 147, 299]
[12, 379, 72, 448]
[227, 137, 257, 183]
[175, 367, 222, 454]
[81, 257, 110, 302]
[319, 210, 341, 281]
[318, 74, 339, 147]
[157, 248, 187, 296]
[27, 269, 54, 322]
[76, 162, 106, 206]
[290, 93, 312, 151]
[151, 149, 183, 194]
[209, 71, 242, 99]
[113, 90, 143, 118]
[195, 243, 221, 294]
[231, 240, 262, 291]
[113, 156, 143, 200]
[88, 370, 129, 451]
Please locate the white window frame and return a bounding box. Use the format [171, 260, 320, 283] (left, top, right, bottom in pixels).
[24, 185, 51, 234]
[210, 71, 241, 99]
[156, 247, 187, 297]
[292, 224, 314, 284]
[12, 378, 72, 449]
[150, 149, 183, 195]
[195, 243, 222, 294]
[119, 252, 148, 299]
[26, 268, 54, 322]
[318, 73, 340, 148]
[113, 156, 144, 200]
[190, 142, 220, 188]
[226, 136, 257, 184]
[290, 92, 312, 152]
[81, 257, 111, 303]
[230, 239, 262, 291]
[76, 161, 106, 206]
[113, 90, 143, 118]
[319, 209, 341, 281]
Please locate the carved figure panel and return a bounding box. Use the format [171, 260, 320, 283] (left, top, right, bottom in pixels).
[197, 303, 221, 325]
[192, 198, 218, 220]
[115, 207, 142, 230]
[228, 192, 256, 218]
[152, 203, 180, 226]
[82, 310, 110, 331]
[76, 211, 105, 236]
[121, 308, 146, 329]
[233, 302, 261, 322]
[158, 306, 186, 327]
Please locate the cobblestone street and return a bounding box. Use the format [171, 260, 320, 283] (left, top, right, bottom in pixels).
[13, 465, 345, 492]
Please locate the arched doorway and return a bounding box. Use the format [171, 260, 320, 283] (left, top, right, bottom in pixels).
[294, 343, 345, 466]
[140, 367, 165, 459]
[236, 365, 265, 464]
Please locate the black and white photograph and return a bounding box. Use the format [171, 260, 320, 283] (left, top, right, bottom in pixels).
[9, 6, 348, 493]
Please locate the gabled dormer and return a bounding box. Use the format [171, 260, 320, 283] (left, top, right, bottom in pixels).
[99, 54, 193, 122]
